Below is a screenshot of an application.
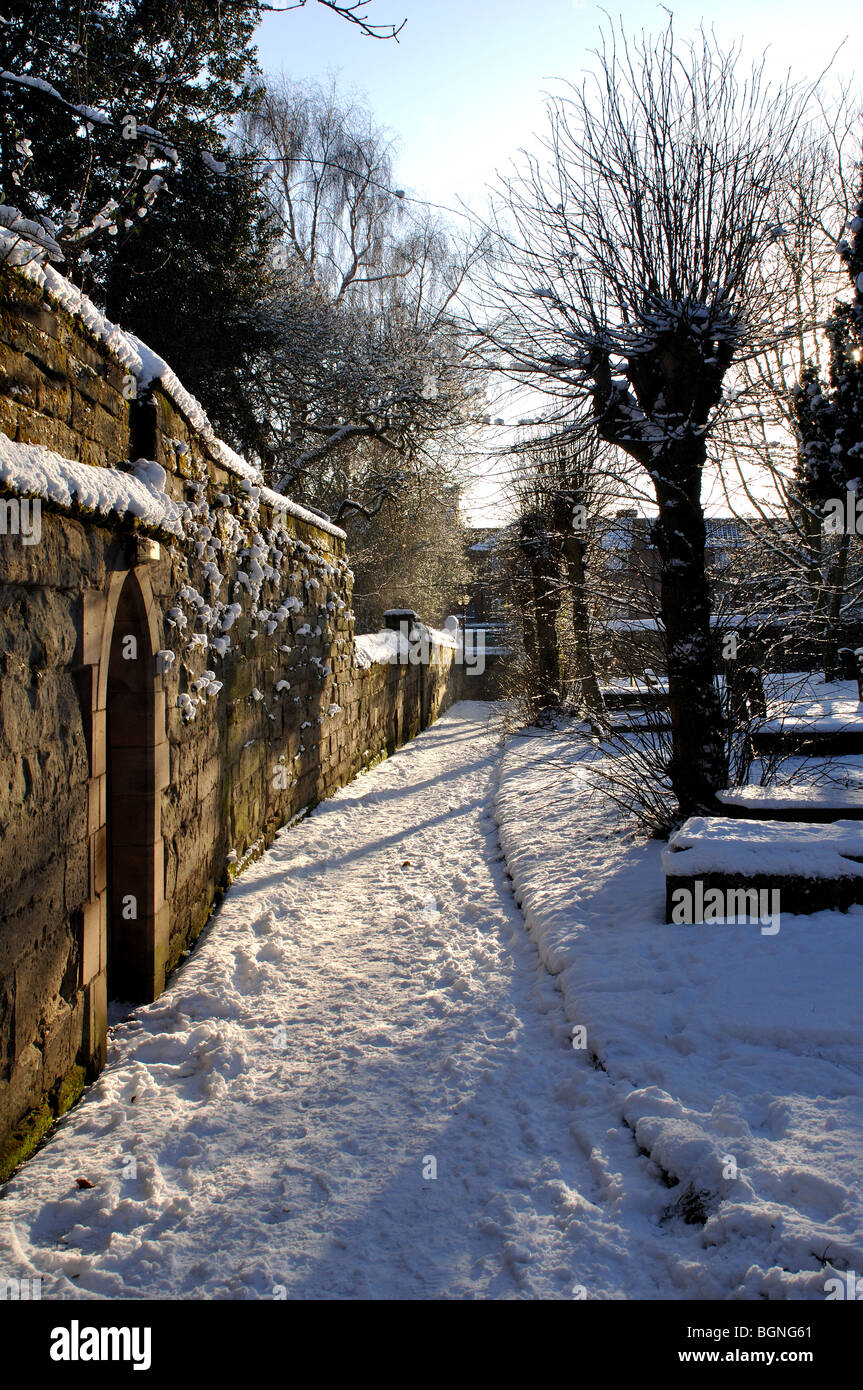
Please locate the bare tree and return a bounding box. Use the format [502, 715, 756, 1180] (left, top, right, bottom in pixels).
[483, 17, 811, 817]
[260, 0, 405, 40]
[240, 79, 487, 517]
[514, 484, 564, 716]
[246, 76, 406, 305]
[508, 424, 617, 719]
[348, 468, 469, 629]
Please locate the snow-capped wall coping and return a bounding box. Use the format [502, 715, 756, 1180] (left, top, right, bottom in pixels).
[0, 231, 346, 541]
[258, 485, 344, 539]
[426, 623, 457, 649]
[354, 622, 458, 669]
[354, 629, 410, 667]
[664, 816, 863, 880]
[0, 433, 184, 535]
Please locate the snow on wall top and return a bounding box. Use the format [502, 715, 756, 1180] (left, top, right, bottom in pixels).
[354, 629, 410, 667]
[354, 623, 457, 668]
[0, 232, 346, 541]
[0, 433, 184, 535]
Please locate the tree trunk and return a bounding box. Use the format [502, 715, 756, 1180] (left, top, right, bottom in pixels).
[512, 564, 539, 674]
[653, 450, 728, 817]
[530, 561, 562, 711]
[519, 519, 562, 713]
[561, 531, 605, 721]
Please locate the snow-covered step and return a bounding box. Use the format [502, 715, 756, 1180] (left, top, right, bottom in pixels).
[600, 686, 669, 711]
[663, 815, 863, 919]
[717, 784, 863, 822]
[754, 726, 863, 755]
[603, 717, 669, 739]
[753, 698, 863, 755]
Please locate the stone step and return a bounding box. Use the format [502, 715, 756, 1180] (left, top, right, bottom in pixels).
[600, 686, 668, 711]
[663, 815, 863, 919]
[717, 785, 863, 823]
[606, 721, 673, 735]
[753, 727, 863, 756]
[753, 699, 863, 756]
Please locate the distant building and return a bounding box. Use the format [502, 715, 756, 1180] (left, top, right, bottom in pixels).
[464, 526, 510, 628]
[598, 512, 750, 621]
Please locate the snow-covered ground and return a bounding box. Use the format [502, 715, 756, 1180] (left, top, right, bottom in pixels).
[496, 723, 863, 1298]
[0, 703, 698, 1300]
[2, 701, 859, 1299]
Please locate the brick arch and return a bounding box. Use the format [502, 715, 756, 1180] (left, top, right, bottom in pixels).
[80, 563, 169, 1020]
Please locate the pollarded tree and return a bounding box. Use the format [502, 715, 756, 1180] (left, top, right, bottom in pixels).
[484, 18, 810, 817]
[514, 484, 564, 716]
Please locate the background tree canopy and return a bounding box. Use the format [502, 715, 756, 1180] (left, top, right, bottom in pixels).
[0, 3, 478, 628]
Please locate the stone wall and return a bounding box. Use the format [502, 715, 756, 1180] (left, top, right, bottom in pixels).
[0, 264, 463, 1179]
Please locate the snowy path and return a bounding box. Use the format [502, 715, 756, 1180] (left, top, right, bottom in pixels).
[2, 702, 706, 1300]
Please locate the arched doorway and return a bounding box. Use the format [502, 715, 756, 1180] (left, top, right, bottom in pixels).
[104, 570, 167, 1002]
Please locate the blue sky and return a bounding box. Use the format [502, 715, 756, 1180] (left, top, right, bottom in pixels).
[255, 0, 861, 211]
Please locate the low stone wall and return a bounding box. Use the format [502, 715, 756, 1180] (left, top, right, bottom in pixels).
[0, 262, 463, 1178]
